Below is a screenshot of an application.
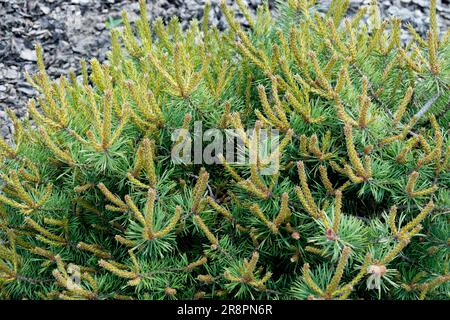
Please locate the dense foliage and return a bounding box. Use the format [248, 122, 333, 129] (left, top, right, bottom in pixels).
[0, 0, 449, 300]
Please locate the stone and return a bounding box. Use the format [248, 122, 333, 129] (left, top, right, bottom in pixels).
[4, 68, 19, 80]
[412, 0, 427, 6]
[71, 0, 90, 4]
[39, 4, 51, 15]
[95, 23, 105, 31]
[19, 49, 37, 61]
[17, 85, 35, 96]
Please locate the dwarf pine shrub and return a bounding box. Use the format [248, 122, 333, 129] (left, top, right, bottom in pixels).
[0, 0, 449, 300]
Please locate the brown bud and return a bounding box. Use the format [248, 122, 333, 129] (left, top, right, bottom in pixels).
[367, 264, 387, 277]
[363, 145, 373, 154]
[194, 291, 206, 300]
[165, 287, 177, 296]
[326, 228, 338, 241]
[291, 231, 300, 240]
[197, 274, 215, 284]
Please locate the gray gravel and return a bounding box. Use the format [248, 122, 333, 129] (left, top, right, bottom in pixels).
[0, 0, 449, 140]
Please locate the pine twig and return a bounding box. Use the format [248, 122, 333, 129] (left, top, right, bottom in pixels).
[413, 93, 441, 122]
[351, 64, 418, 137]
[187, 173, 216, 200]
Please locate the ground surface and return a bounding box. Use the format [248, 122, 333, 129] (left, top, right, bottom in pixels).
[0, 0, 449, 140]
